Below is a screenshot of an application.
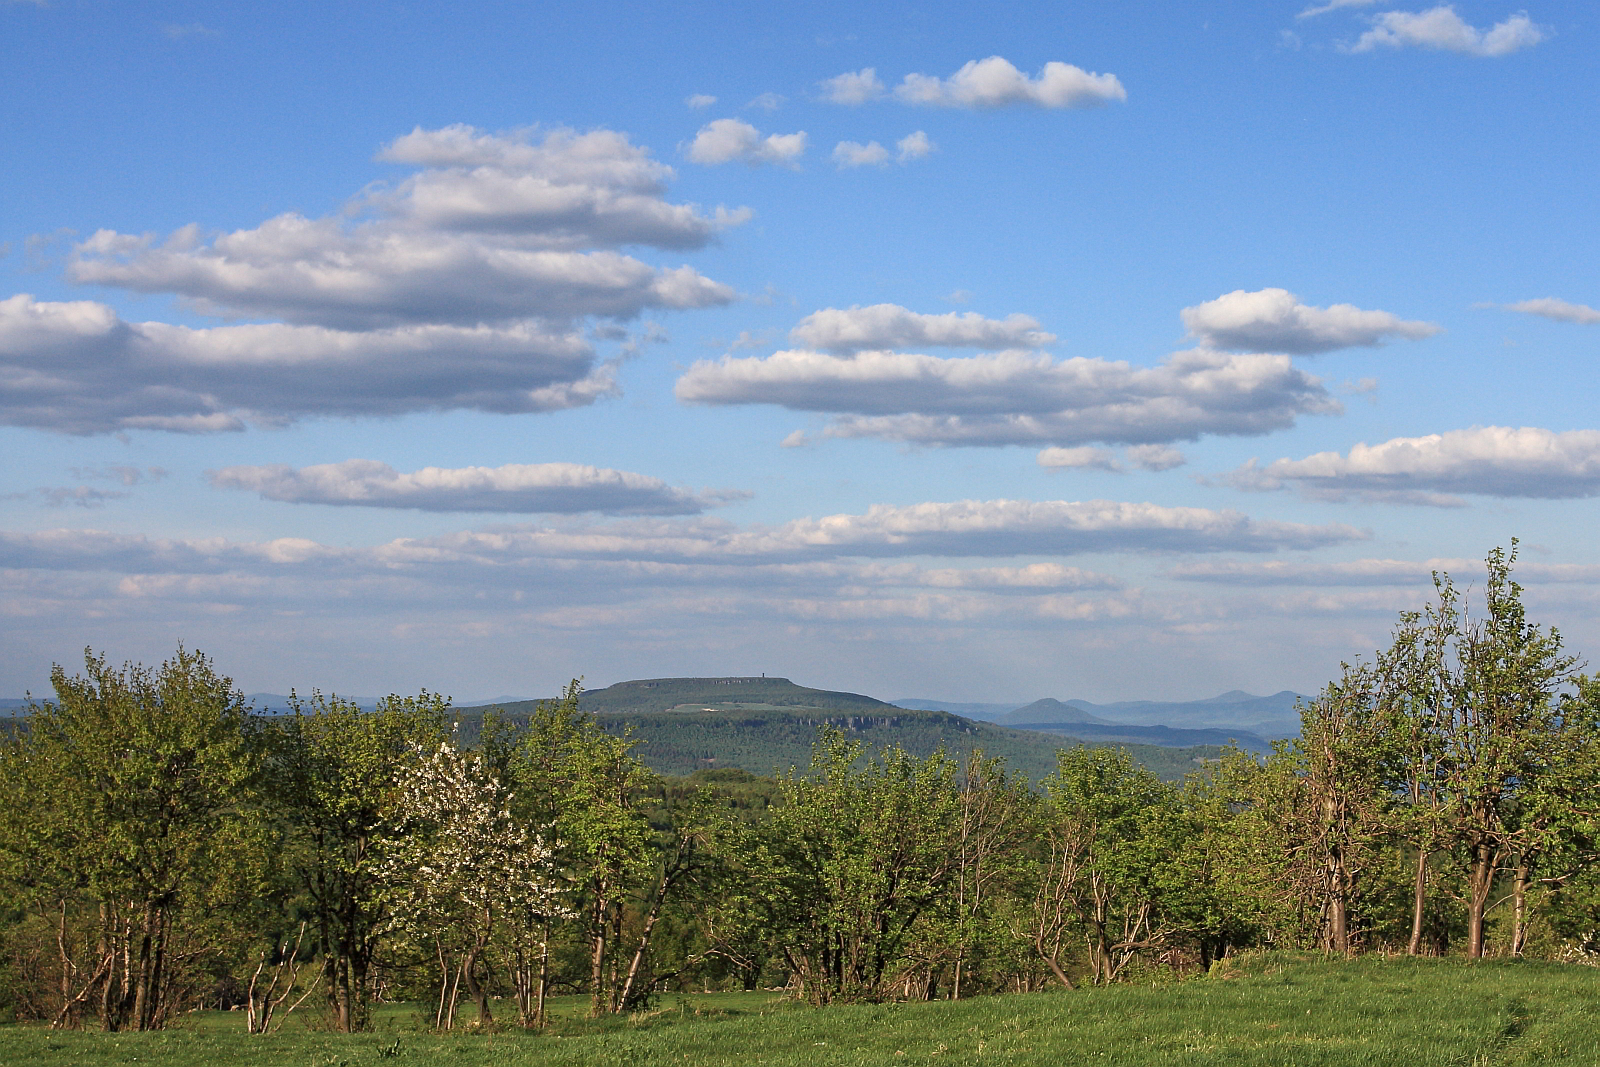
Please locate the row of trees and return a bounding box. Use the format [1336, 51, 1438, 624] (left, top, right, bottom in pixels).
[4, 545, 1600, 1032]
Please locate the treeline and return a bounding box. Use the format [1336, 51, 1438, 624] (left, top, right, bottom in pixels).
[4, 545, 1600, 1033]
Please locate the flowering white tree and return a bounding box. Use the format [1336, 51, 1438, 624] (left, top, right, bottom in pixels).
[377, 741, 566, 1029]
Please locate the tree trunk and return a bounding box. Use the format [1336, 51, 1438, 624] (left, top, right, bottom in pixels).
[536, 932, 550, 1028]
[461, 940, 490, 1027]
[588, 897, 609, 1017]
[1407, 848, 1428, 955]
[1328, 861, 1350, 956]
[56, 899, 73, 1029]
[130, 901, 154, 1030]
[1465, 841, 1498, 959]
[1511, 861, 1531, 957]
[618, 898, 666, 1012]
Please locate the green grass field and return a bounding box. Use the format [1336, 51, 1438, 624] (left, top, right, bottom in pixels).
[5, 955, 1600, 1066]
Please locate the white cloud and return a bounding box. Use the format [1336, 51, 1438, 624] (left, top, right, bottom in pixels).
[686, 119, 808, 167]
[789, 304, 1054, 352]
[893, 56, 1126, 109]
[71, 465, 166, 486]
[1299, 0, 1377, 17]
[0, 500, 1361, 581]
[1504, 298, 1600, 325]
[686, 94, 717, 109]
[832, 140, 891, 168]
[677, 347, 1338, 448]
[1350, 6, 1544, 56]
[1037, 447, 1121, 471]
[66, 126, 741, 330]
[3, 486, 130, 508]
[0, 294, 612, 433]
[210, 459, 746, 515]
[1170, 557, 1600, 586]
[1037, 444, 1184, 473]
[747, 92, 785, 112]
[917, 562, 1123, 591]
[1128, 444, 1187, 471]
[1181, 288, 1440, 354]
[1231, 426, 1600, 503]
[820, 68, 885, 105]
[896, 131, 934, 162]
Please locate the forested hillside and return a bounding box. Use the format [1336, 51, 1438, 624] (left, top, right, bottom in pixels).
[452, 703, 1225, 782]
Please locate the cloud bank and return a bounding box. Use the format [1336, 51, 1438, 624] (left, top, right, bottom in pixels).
[69, 126, 740, 329]
[1181, 288, 1440, 354]
[1231, 426, 1600, 504]
[0, 294, 611, 433]
[3, 126, 743, 433]
[677, 347, 1338, 448]
[210, 460, 747, 515]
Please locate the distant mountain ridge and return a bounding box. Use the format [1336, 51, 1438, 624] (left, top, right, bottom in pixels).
[473, 676, 898, 718]
[897, 690, 1302, 736]
[1004, 697, 1112, 725]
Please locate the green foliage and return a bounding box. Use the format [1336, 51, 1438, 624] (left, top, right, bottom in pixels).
[271, 689, 448, 1031]
[0, 646, 264, 1031]
[5, 542, 1600, 1036]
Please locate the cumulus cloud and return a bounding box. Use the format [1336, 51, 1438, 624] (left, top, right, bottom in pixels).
[747, 92, 785, 112]
[67, 126, 740, 330]
[678, 347, 1337, 448]
[789, 304, 1054, 353]
[1504, 298, 1600, 325]
[893, 56, 1126, 109]
[0, 294, 613, 433]
[896, 131, 934, 162]
[1128, 444, 1187, 471]
[1037, 447, 1121, 471]
[820, 68, 885, 104]
[832, 140, 891, 168]
[1037, 444, 1186, 473]
[209, 459, 747, 515]
[686, 94, 717, 109]
[1350, 6, 1544, 56]
[1181, 288, 1440, 354]
[686, 119, 808, 166]
[1231, 426, 1600, 504]
[831, 136, 934, 169]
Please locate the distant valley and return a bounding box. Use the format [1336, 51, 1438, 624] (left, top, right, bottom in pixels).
[6, 677, 1303, 777]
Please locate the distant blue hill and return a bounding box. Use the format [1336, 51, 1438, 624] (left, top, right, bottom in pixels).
[903, 690, 1304, 739]
[1005, 720, 1274, 754]
[1032, 691, 1303, 737]
[891, 699, 1024, 721]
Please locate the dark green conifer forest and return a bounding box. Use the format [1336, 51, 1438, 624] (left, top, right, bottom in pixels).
[5, 545, 1600, 1034]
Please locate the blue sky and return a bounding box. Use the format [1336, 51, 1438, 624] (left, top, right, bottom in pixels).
[4, 0, 1598, 704]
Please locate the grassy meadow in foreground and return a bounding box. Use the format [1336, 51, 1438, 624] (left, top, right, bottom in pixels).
[4, 955, 1600, 1066]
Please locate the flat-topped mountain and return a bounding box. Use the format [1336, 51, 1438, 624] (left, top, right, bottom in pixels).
[474, 676, 899, 718]
[456, 677, 1227, 783]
